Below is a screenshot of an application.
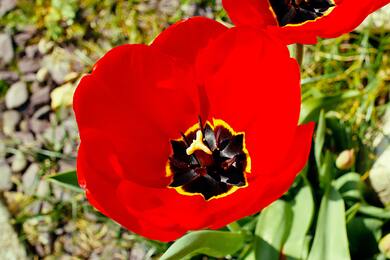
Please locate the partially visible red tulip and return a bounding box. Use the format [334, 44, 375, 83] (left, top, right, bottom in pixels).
[222, 0, 390, 44]
[73, 17, 314, 242]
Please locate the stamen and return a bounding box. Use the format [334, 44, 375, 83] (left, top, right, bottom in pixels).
[168, 119, 251, 200]
[186, 130, 212, 155]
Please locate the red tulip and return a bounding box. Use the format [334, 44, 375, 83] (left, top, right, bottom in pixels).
[222, 0, 390, 44]
[73, 17, 314, 242]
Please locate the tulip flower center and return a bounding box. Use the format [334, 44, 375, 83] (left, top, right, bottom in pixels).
[166, 118, 251, 201]
[269, 0, 335, 26]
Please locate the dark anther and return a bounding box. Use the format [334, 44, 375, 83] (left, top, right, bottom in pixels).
[269, 0, 335, 26]
[168, 119, 249, 200]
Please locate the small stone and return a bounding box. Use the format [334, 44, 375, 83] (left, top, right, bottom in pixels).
[36, 180, 50, 198]
[29, 118, 50, 135]
[58, 160, 76, 173]
[32, 105, 50, 119]
[30, 86, 50, 107]
[0, 201, 27, 259]
[5, 81, 29, 109]
[14, 27, 36, 47]
[51, 83, 76, 109]
[14, 132, 34, 146]
[0, 71, 17, 81]
[0, 0, 16, 16]
[22, 73, 37, 82]
[19, 119, 29, 132]
[25, 44, 38, 58]
[0, 33, 13, 64]
[38, 39, 54, 55]
[0, 160, 12, 191]
[36, 67, 49, 82]
[18, 58, 40, 73]
[370, 159, 390, 206]
[0, 142, 5, 158]
[2, 110, 21, 136]
[158, 0, 180, 15]
[11, 151, 27, 172]
[22, 163, 40, 195]
[43, 126, 66, 151]
[43, 48, 71, 84]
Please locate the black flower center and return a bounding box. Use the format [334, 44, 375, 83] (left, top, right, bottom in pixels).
[166, 118, 251, 201]
[269, 0, 335, 26]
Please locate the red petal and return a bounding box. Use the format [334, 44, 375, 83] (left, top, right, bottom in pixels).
[207, 122, 314, 229]
[223, 0, 390, 44]
[196, 27, 301, 174]
[73, 44, 200, 187]
[278, 0, 390, 43]
[152, 17, 228, 65]
[222, 0, 277, 28]
[77, 133, 191, 241]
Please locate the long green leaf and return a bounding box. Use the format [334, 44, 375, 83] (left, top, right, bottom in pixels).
[283, 177, 315, 259]
[308, 186, 351, 260]
[319, 151, 334, 189]
[47, 170, 83, 192]
[334, 172, 362, 200]
[254, 200, 293, 260]
[299, 90, 360, 124]
[315, 110, 326, 169]
[160, 230, 244, 260]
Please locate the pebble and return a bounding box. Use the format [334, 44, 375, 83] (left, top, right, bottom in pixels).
[36, 180, 50, 198]
[18, 58, 41, 74]
[0, 33, 14, 64]
[30, 118, 50, 135]
[0, 201, 27, 259]
[22, 163, 40, 196]
[0, 160, 12, 191]
[0, 0, 16, 17]
[43, 48, 71, 84]
[30, 86, 50, 107]
[11, 151, 27, 172]
[0, 70, 18, 81]
[36, 67, 49, 82]
[32, 105, 51, 119]
[2, 110, 21, 136]
[5, 81, 29, 109]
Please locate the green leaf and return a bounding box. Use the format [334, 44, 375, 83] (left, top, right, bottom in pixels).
[334, 172, 362, 200]
[319, 151, 334, 188]
[315, 110, 326, 169]
[283, 177, 315, 259]
[308, 186, 351, 260]
[254, 200, 293, 260]
[47, 170, 83, 192]
[160, 230, 244, 260]
[299, 90, 361, 124]
[359, 205, 390, 220]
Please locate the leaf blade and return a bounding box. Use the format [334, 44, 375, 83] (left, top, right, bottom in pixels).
[160, 230, 244, 260]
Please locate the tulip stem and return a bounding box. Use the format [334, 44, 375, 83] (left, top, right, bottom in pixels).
[227, 222, 242, 233]
[295, 43, 304, 67]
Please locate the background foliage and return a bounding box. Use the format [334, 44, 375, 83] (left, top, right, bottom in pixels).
[0, 0, 389, 259]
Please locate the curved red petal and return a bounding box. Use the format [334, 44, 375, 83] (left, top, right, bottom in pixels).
[152, 17, 228, 65]
[77, 133, 190, 241]
[207, 122, 314, 229]
[222, 0, 277, 28]
[277, 0, 390, 44]
[196, 27, 301, 174]
[73, 44, 200, 187]
[223, 0, 390, 44]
